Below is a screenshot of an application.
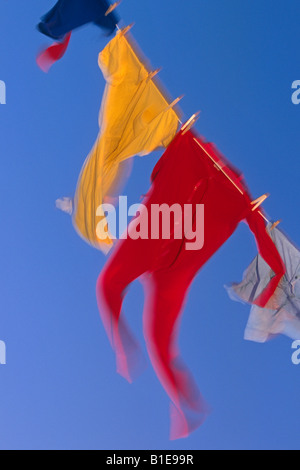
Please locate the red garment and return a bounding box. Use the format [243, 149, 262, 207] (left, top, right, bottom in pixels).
[96, 129, 285, 439]
[36, 33, 71, 73]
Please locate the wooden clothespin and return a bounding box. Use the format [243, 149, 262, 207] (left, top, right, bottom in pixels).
[149, 68, 162, 80]
[119, 23, 134, 36]
[270, 220, 281, 231]
[105, 1, 122, 16]
[251, 193, 270, 211]
[166, 95, 184, 111]
[181, 112, 201, 135]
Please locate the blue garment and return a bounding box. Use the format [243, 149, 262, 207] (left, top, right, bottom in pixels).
[38, 0, 119, 40]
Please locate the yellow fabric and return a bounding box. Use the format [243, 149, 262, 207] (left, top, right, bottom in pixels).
[73, 29, 179, 251]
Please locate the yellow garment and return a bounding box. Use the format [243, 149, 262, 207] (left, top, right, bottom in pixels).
[73, 28, 180, 251]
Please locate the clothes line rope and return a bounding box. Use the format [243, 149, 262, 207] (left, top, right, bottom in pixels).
[112, 22, 280, 230]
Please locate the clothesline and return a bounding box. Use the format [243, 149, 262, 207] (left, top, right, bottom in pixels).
[113, 18, 279, 231]
[115, 23, 184, 122]
[181, 115, 280, 230]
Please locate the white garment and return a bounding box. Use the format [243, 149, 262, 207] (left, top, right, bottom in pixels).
[227, 226, 300, 342]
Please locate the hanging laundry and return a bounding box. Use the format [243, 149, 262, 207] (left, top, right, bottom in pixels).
[37, 33, 72, 73]
[69, 28, 180, 251]
[227, 226, 300, 342]
[96, 129, 285, 440]
[37, 0, 119, 71]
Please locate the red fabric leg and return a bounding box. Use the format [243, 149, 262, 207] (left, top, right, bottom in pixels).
[143, 267, 210, 440]
[96, 236, 157, 382]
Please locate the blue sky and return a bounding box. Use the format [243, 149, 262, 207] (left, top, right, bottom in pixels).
[0, 0, 299, 450]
